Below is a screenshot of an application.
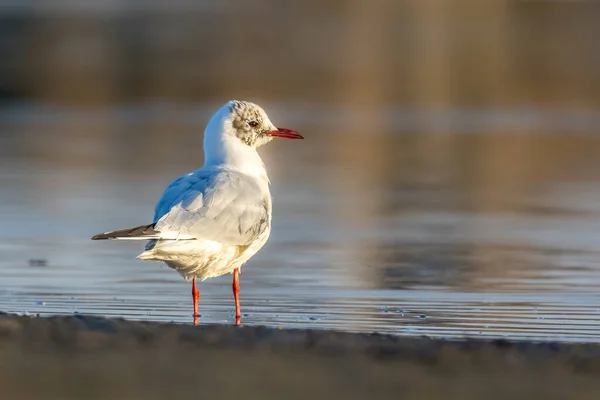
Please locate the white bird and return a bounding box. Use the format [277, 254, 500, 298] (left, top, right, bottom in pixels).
[92, 100, 303, 325]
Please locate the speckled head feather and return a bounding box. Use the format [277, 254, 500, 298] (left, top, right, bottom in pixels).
[227, 100, 277, 148]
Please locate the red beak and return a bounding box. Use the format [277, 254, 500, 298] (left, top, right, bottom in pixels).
[265, 127, 303, 139]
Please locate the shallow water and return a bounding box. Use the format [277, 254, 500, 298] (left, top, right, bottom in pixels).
[1, 103, 600, 342]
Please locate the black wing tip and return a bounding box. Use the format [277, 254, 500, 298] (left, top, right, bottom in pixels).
[90, 224, 158, 241]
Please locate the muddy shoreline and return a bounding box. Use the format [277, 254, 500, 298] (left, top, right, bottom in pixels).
[1, 312, 599, 399]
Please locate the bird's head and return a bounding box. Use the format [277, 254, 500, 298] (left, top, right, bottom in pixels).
[207, 100, 303, 149]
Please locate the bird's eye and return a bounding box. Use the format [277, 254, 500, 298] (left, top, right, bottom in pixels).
[248, 120, 259, 128]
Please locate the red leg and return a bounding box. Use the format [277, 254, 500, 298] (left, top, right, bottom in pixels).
[192, 278, 200, 326]
[232, 268, 241, 326]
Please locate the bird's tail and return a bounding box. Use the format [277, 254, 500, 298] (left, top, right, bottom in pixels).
[91, 223, 160, 240]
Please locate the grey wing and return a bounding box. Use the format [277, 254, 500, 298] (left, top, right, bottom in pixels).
[153, 174, 200, 223]
[154, 169, 271, 246]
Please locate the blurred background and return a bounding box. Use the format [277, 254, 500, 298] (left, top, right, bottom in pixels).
[1, 0, 600, 341]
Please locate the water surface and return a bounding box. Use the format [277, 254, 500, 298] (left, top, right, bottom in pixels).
[1, 103, 600, 342]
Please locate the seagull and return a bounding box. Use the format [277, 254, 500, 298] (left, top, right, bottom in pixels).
[91, 100, 303, 325]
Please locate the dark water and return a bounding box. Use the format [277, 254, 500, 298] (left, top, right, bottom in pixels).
[1, 103, 600, 342]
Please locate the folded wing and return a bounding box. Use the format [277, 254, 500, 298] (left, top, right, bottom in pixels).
[153, 169, 271, 246]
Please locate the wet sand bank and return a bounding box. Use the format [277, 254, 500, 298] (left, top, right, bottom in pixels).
[0, 313, 599, 400]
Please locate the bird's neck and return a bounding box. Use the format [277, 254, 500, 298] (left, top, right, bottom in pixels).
[204, 131, 268, 179]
